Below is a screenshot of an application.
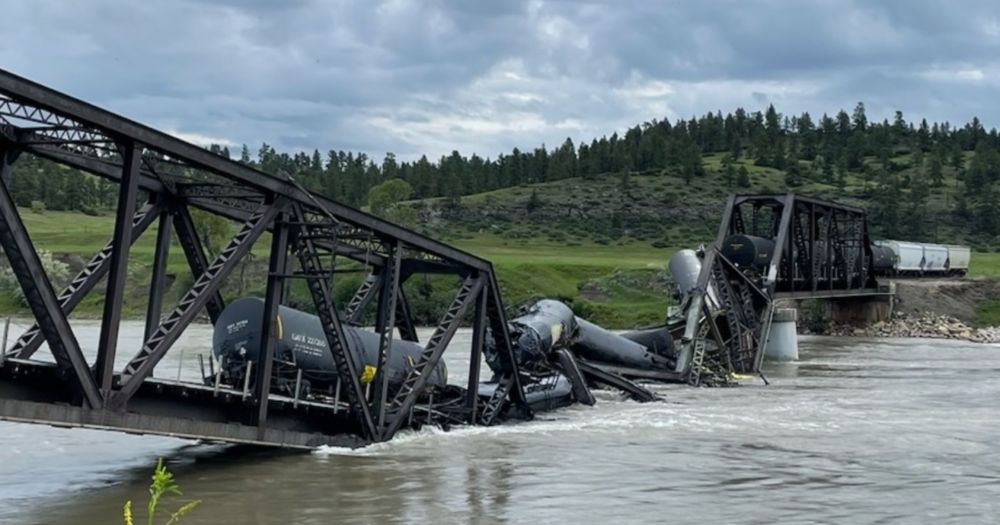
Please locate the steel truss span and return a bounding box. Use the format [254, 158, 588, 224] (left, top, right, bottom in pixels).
[0, 69, 528, 447]
[0, 68, 890, 448]
[673, 194, 886, 386]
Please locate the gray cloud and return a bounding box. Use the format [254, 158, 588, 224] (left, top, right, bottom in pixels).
[2, 0, 999, 160]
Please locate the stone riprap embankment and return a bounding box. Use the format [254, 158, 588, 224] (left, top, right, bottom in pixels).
[826, 313, 1000, 344]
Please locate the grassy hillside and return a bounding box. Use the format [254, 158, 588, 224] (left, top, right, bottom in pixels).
[422, 151, 979, 248]
[1, 150, 996, 328]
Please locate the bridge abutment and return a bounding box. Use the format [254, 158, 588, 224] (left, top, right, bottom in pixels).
[829, 295, 894, 325]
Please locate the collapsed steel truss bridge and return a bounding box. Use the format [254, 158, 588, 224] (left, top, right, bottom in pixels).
[0, 70, 894, 448]
[675, 193, 884, 385]
[0, 69, 529, 447]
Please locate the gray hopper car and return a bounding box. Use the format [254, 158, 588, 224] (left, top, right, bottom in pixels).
[873, 240, 970, 276]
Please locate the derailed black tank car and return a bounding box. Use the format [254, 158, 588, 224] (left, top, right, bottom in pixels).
[720, 234, 775, 270]
[870, 244, 897, 276]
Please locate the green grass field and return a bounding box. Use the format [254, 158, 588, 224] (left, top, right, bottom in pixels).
[4, 152, 999, 329]
[1, 208, 677, 327]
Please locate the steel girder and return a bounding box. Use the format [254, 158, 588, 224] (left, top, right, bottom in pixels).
[466, 287, 488, 423]
[8, 201, 160, 359]
[394, 286, 419, 342]
[345, 272, 382, 324]
[674, 194, 735, 378]
[171, 202, 226, 324]
[254, 211, 290, 437]
[0, 70, 491, 271]
[0, 147, 19, 186]
[113, 198, 287, 408]
[372, 241, 401, 429]
[381, 274, 485, 439]
[0, 170, 102, 408]
[0, 68, 528, 447]
[481, 273, 528, 420]
[94, 142, 142, 396]
[144, 205, 173, 340]
[291, 204, 379, 441]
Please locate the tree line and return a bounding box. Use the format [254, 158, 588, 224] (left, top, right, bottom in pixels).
[8, 102, 1000, 238]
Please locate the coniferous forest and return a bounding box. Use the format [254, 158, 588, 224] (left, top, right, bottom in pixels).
[8, 102, 1000, 242]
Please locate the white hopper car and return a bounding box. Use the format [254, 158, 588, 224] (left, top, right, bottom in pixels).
[873, 240, 970, 276]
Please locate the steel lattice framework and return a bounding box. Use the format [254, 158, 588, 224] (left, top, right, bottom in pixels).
[675, 194, 883, 385]
[0, 69, 528, 447]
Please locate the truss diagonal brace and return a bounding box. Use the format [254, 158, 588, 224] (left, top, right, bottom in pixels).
[764, 194, 796, 295]
[373, 241, 401, 428]
[394, 285, 419, 342]
[112, 198, 287, 408]
[345, 272, 382, 325]
[485, 274, 528, 408]
[172, 202, 226, 324]
[291, 205, 379, 441]
[255, 211, 290, 436]
[9, 201, 160, 359]
[381, 275, 485, 440]
[0, 174, 102, 408]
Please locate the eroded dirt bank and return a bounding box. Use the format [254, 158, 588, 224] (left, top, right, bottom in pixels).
[811, 278, 1000, 343]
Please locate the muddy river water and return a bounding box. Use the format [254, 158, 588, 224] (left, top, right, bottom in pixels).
[0, 320, 998, 524]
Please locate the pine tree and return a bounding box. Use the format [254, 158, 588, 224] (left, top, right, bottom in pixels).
[526, 188, 543, 213]
[722, 155, 736, 187]
[852, 102, 868, 132]
[929, 147, 944, 187]
[736, 166, 751, 188]
[907, 174, 930, 238]
[785, 161, 801, 187]
[239, 144, 252, 165]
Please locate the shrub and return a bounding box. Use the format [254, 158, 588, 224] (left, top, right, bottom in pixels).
[0, 250, 70, 306]
[800, 299, 830, 333]
[30, 200, 45, 214]
[123, 458, 200, 525]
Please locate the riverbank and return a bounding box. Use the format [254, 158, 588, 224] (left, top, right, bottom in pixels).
[826, 313, 1000, 344]
[799, 277, 1000, 343]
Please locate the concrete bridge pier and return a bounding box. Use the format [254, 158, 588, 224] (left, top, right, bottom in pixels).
[764, 308, 799, 361]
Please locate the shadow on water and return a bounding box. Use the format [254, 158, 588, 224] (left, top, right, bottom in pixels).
[29, 432, 528, 525]
[20, 442, 302, 524]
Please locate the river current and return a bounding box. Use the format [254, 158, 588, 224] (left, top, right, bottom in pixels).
[0, 320, 998, 524]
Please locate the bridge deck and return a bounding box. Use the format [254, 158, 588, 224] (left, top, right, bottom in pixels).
[0, 358, 367, 449]
[774, 288, 891, 300]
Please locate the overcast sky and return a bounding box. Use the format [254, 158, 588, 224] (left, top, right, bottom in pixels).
[3, 0, 1000, 161]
